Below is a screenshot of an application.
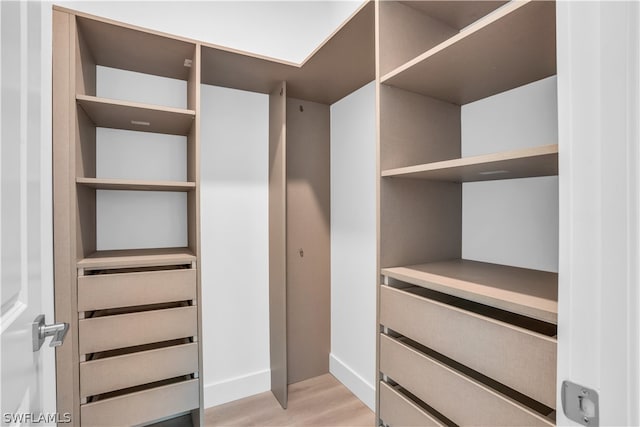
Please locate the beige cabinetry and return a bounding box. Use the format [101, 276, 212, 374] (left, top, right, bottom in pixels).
[376, 1, 559, 425]
[53, 8, 203, 425]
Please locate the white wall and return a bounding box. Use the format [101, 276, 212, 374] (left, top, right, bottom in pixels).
[95, 66, 189, 250]
[56, 1, 363, 64]
[200, 85, 270, 407]
[462, 76, 559, 272]
[329, 81, 376, 410]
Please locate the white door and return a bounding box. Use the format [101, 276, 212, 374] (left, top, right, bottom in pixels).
[1, 1, 57, 425]
[557, 1, 639, 425]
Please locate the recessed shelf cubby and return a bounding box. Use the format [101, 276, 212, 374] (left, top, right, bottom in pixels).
[54, 9, 203, 425]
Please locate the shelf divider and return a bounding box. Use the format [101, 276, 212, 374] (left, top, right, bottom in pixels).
[381, 259, 558, 324]
[382, 144, 558, 182]
[76, 94, 195, 135]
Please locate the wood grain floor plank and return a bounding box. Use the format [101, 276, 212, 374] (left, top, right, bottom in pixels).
[204, 374, 374, 427]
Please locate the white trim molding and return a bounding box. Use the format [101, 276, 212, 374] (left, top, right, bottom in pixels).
[329, 353, 376, 411]
[556, 1, 639, 425]
[203, 369, 271, 409]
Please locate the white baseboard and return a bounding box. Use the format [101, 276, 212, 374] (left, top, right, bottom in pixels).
[203, 369, 271, 408]
[329, 353, 375, 410]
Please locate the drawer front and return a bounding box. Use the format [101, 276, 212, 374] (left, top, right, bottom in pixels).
[379, 334, 554, 427]
[79, 306, 197, 354]
[80, 343, 198, 398]
[379, 381, 444, 427]
[78, 269, 196, 312]
[81, 379, 199, 426]
[380, 285, 556, 408]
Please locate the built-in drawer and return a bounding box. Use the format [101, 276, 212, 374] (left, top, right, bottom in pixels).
[80, 342, 198, 398]
[379, 334, 554, 427]
[81, 378, 199, 426]
[380, 285, 556, 408]
[379, 381, 444, 427]
[79, 306, 197, 355]
[78, 268, 196, 312]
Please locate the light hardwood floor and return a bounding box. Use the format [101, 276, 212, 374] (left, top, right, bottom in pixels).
[204, 374, 374, 426]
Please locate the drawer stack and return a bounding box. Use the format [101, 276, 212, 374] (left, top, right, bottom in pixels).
[378, 262, 558, 426]
[77, 262, 200, 426]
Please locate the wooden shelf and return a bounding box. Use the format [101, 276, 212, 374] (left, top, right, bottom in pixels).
[381, 259, 558, 324]
[381, 0, 556, 105]
[76, 95, 195, 136]
[78, 248, 196, 270]
[382, 144, 558, 182]
[77, 177, 195, 192]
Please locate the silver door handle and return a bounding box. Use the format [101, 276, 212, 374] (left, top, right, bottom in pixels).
[32, 314, 69, 352]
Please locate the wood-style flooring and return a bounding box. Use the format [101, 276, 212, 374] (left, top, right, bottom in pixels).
[204, 374, 374, 426]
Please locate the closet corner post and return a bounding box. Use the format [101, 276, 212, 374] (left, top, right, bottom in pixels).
[187, 42, 204, 425]
[268, 81, 288, 410]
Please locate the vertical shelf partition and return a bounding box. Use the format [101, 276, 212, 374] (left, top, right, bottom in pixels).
[376, 1, 559, 426]
[53, 9, 202, 426]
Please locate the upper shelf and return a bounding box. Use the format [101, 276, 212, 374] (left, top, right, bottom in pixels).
[382, 144, 558, 182]
[77, 247, 196, 270]
[381, 0, 556, 105]
[381, 259, 558, 324]
[77, 177, 195, 192]
[76, 95, 195, 136]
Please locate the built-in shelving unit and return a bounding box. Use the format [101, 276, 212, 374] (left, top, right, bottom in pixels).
[381, 144, 558, 182]
[76, 177, 195, 192]
[53, 3, 376, 425]
[377, 1, 559, 426]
